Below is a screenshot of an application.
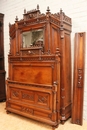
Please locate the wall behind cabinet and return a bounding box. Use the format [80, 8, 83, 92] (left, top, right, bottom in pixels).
[0, 0, 87, 120]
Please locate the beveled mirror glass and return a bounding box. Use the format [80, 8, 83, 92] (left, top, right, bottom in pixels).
[22, 29, 44, 48]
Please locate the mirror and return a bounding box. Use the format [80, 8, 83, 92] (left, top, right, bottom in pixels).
[22, 29, 44, 48]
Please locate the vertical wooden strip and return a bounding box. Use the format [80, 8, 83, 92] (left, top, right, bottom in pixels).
[72, 32, 86, 125]
[15, 21, 19, 55]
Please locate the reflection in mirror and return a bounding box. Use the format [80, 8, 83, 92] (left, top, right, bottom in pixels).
[22, 29, 43, 48]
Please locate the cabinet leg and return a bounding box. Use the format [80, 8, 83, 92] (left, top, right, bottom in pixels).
[52, 124, 58, 130]
[6, 110, 11, 114]
[52, 126, 55, 130]
[61, 120, 65, 124]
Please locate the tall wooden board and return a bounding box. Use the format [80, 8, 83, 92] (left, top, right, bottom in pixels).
[72, 32, 86, 125]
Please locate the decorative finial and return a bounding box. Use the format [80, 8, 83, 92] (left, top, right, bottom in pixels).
[9, 22, 11, 27]
[37, 4, 39, 10]
[47, 6, 50, 12]
[60, 8, 63, 13]
[24, 9, 26, 14]
[15, 16, 18, 21]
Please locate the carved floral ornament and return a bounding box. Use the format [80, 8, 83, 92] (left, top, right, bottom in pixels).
[77, 69, 83, 88]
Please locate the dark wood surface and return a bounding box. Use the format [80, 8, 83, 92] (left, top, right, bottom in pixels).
[0, 13, 6, 101]
[6, 5, 72, 129]
[72, 32, 86, 125]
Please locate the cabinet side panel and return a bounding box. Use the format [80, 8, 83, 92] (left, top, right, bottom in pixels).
[51, 26, 60, 53]
[64, 33, 71, 105]
[60, 31, 72, 121]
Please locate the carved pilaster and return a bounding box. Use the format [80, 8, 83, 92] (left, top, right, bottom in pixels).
[15, 17, 19, 55]
[52, 81, 57, 121]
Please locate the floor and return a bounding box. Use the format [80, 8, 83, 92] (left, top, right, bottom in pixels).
[0, 102, 87, 130]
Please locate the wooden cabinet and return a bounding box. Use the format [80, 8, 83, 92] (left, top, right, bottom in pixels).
[0, 13, 6, 101]
[6, 6, 72, 129]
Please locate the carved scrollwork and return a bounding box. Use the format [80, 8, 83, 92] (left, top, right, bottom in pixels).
[50, 18, 60, 26]
[22, 93, 34, 101]
[54, 13, 60, 19]
[38, 95, 48, 104]
[63, 15, 71, 23]
[12, 90, 19, 97]
[23, 5, 40, 20]
[77, 69, 83, 88]
[21, 106, 34, 115]
[10, 55, 56, 62]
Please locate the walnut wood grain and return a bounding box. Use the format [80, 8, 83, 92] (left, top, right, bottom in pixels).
[6, 5, 72, 130]
[72, 32, 86, 125]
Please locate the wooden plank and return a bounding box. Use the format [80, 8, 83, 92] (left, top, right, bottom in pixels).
[72, 32, 86, 125]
